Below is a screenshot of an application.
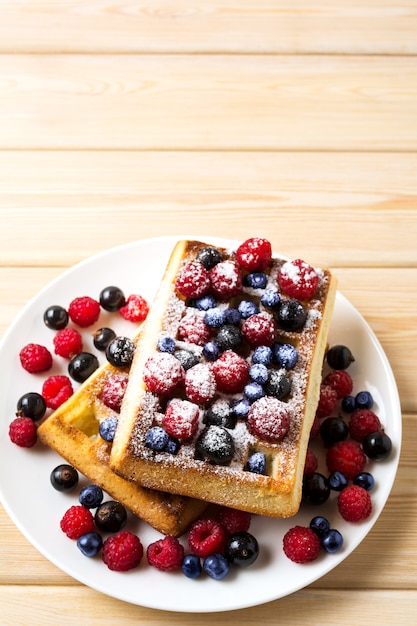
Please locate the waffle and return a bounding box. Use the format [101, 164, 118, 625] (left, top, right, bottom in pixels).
[111, 239, 337, 518]
[37, 335, 207, 537]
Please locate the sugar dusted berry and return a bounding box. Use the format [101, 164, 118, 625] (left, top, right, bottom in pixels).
[100, 373, 128, 412]
[195, 425, 235, 465]
[102, 530, 143, 571]
[185, 363, 217, 404]
[196, 246, 223, 270]
[118, 294, 149, 322]
[247, 396, 291, 442]
[176, 261, 211, 298]
[60, 505, 95, 540]
[147, 535, 185, 571]
[143, 352, 184, 395]
[278, 259, 319, 299]
[283, 526, 321, 563]
[68, 296, 101, 328]
[163, 399, 199, 440]
[276, 299, 307, 332]
[212, 350, 250, 394]
[99, 416, 118, 442]
[9, 416, 37, 448]
[236, 237, 272, 271]
[178, 311, 211, 346]
[209, 260, 243, 300]
[19, 343, 53, 373]
[241, 312, 276, 348]
[106, 336, 136, 368]
[188, 517, 227, 558]
[42, 375, 74, 409]
[337, 485, 372, 522]
[53, 327, 83, 359]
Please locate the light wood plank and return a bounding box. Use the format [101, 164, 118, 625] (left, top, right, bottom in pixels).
[1, 55, 416, 150]
[0, 1, 417, 54]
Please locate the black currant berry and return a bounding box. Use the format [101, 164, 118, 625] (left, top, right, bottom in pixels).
[276, 299, 307, 331]
[362, 431, 392, 461]
[225, 531, 260, 567]
[302, 472, 331, 505]
[50, 464, 79, 492]
[326, 345, 355, 370]
[16, 392, 47, 421]
[106, 336, 136, 368]
[203, 400, 236, 429]
[319, 416, 349, 447]
[99, 286, 126, 312]
[93, 327, 116, 351]
[265, 370, 292, 400]
[195, 425, 235, 465]
[43, 305, 69, 330]
[94, 501, 127, 533]
[68, 352, 99, 382]
[196, 246, 222, 270]
[215, 325, 242, 352]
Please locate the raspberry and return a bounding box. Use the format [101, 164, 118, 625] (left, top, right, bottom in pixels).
[178, 311, 211, 346]
[42, 375, 74, 409]
[175, 261, 211, 298]
[326, 440, 367, 480]
[102, 530, 144, 571]
[283, 526, 321, 563]
[184, 363, 217, 404]
[322, 370, 353, 399]
[143, 352, 184, 395]
[247, 396, 291, 442]
[209, 260, 243, 300]
[68, 296, 100, 328]
[241, 312, 276, 348]
[118, 294, 149, 322]
[316, 384, 338, 418]
[304, 448, 318, 474]
[19, 343, 53, 373]
[278, 259, 319, 299]
[348, 409, 382, 443]
[100, 374, 128, 412]
[163, 399, 200, 440]
[235, 238, 272, 271]
[188, 518, 226, 558]
[337, 485, 372, 522]
[214, 506, 251, 535]
[146, 535, 185, 571]
[52, 327, 83, 359]
[212, 351, 250, 394]
[8, 416, 37, 448]
[60, 505, 95, 540]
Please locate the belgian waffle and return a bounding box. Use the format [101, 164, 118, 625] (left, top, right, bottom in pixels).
[110, 239, 337, 518]
[37, 337, 207, 536]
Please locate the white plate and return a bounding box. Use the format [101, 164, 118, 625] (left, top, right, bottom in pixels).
[0, 236, 401, 613]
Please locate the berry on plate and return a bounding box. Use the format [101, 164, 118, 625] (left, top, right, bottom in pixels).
[214, 506, 251, 535]
[337, 485, 372, 522]
[118, 294, 149, 322]
[316, 384, 338, 418]
[102, 530, 143, 571]
[326, 439, 367, 480]
[19, 343, 53, 374]
[53, 327, 83, 359]
[147, 535, 185, 571]
[283, 526, 321, 563]
[68, 296, 101, 328]
[322, 370, 353, 399]
[8, 416, 37, 448]
[60, 505, 95, 540]
[42, 375, 74, 409]
[348, 409, 382, 443]
[187, 518, 227, 558]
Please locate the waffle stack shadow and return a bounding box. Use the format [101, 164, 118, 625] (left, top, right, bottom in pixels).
[37, 340, 207, 537]
[110, 239, 337, 518]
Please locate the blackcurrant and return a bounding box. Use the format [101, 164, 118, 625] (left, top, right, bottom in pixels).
[68, 352, 99, 382]
[225, 531, 260, 567]
[265, 370, 292, 400]
[16, 392, 47, 421]
[276, 299, 307, 331]
[326, 345, 355, 370]
[302, 472, 331, 505]
[106, 336, 136, 368]
[196, 246, 222, 270]
[99, 286, 126, 312]
[319, 416, 349, 446]
[195, 425, 235, 465]
[43, 305, 68, 330]
[50, 464, 79, 492]
[93, 327, 116, 351]
[362, 431, 392, 461]
[94, 501, 127, 533]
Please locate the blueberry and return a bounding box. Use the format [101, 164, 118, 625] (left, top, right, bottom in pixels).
[204, 400, 236, 429]
[309, 515, 331, 539]
[326, 345, 355, 370]
[99, 286, 126, 312]
[173, 349, 200, 370]
[223, 308, 241, 325]
[194, 294, 217, 311]
[182, 554, 202, 579]
[157, 335, 176, 353]
[16, 392, 46, 421]
[243, 272, 267, 289]
[260, 289, 280, 309]
[50, 464, 79, 492]
[94, 501, 127, 533]
[225, 531, 259, 567]
[328, 470, 348, 491]
[341, 395, 356, 413]
[99, 416, 118, 442]
[77, 531, 103, 557]
[232, 397, 250, 419]
[68, 352, 99, 383]
[245, 451, 266, 475]
[215, 324, 242, 351]
[321, 529, 344, 553]
[145, 426, 169, 451]
[43, 305, 68, 330]
[249, 363, 269, 385]
[355, 390, 374, 410]
[353, 472, 375, 491]
[106, 337, 136, 368]
[79, 484, 104, 509]
[165, 435, 180, 455]
[203, 554, 230, 580]
[202, 341, 220, 361]
[195, 426, 235, 465]
[276, 299, 307, 331]
[320, 417, 349, 447]
[303, 472, 331, 505]
[273, 343, 298, 370]
[244, 382, 265, 402]
[196, 246, 222, 270]
[93, 327, 116, 351]
[252, 345, 273, 366]
[204, 308, 226, 328]
[265, 370, 291, 400]
[362, 431, 392, 461]
[238, 300, 260, 319]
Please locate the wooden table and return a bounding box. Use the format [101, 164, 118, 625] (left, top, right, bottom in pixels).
[1, 2, 416, 624]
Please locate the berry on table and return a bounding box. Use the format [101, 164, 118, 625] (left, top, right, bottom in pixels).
[42, 375, 74, 409]
[326, 439, 367, 480]
[50, 464, 79, 492]
[68, 296, 101, 328]
[187, 518, 227, 558]
[8, 416, 37, 448]
[19, 343, 53, 373]
[53, 327, 83, 359]
[283, 526, 321, 563]
[102, 530, 143, 571]
[43, 305, 69, 330]
[118, 294, 149, 322]
[16, 392, 46, 421]
[235, 237, 272, 272]
[278, 259, 319, 300]
[60, 505, 95, 540]
[147, 535, 185, 571]
[337, 485, 372, 522]
[99, 285, 126, 312]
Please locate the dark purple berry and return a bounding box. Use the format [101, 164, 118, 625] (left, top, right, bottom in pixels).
[16, 392, 46, 421]
[225, 531, 260, 567]
[362, 431, 392, 461]
[68, 352, 99, 382]
[276, 299, 307, 331]
[50, 464, 79, 492]
[94, 501, 127, 533]
[99, 286, 126, 312]
[93, 327, 116, 351]
[43, 305, 68, 330]
[326, 345, 355, 370]
[195, 426, 235, 465]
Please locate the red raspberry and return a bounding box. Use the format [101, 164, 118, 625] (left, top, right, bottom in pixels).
[214, 506, 251, 535]
[184, 363, 217, 404]
[349, 409, 382, 443]
[338, 485, 372, 522]
[283, 526, 321, 563]
[322, 370, 353, 399]
[212, 350, 250, 393]
[241, 312, 276, 348]
[163, 399, 200, 440]
[60, 505, 95, 540]
[178, 311, 211, 346]
[209, 260, 243, 300]
[188, 518, 226, 558]
[102, 530, 143, 571]
[42, 375, 74, 409]
[19, 343, 53, 373]
[9, 416, 37, 448]
[235, 237, 272, 271]
[278, 259, 319, 299]
[101, 374, 129, 412]
[326, 440, 367, 480]
[247, 396, 291, 442]
[175, 261, 210, 299]
[146, 535, 184, 571]
[143, 352, 184, 395]
[304, 448, 318, 474]
[316, 384, 338, 418]
[68, 296, 100, 328]
[53, 327, 83, 359]
[119, 294, 149, 322]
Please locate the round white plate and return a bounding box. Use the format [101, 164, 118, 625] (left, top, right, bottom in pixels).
[0, 236, 401, 613]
